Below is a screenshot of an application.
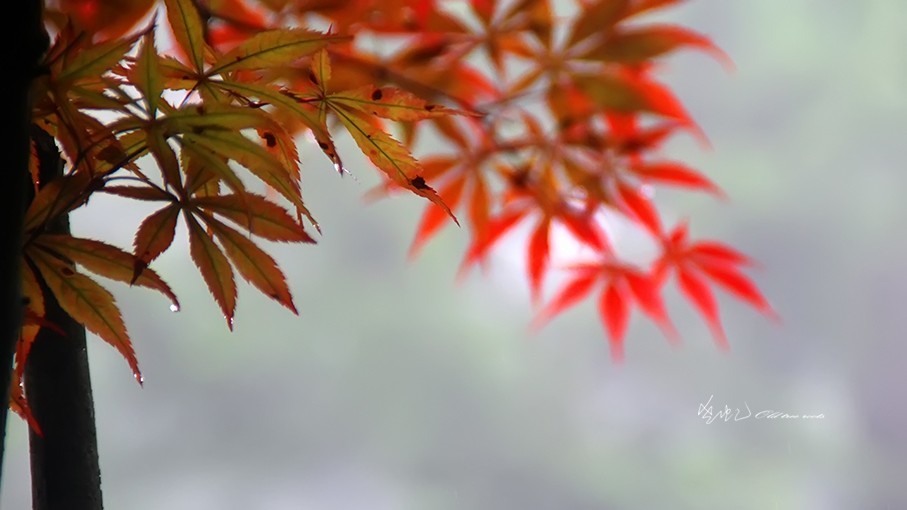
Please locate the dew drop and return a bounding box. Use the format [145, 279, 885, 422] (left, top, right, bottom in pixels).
[169, 303, 180, 313]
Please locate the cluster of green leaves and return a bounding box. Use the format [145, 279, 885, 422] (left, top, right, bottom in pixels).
[15, 0, 773, 425]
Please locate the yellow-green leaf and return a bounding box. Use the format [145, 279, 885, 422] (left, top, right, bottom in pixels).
[131, 28, 163, 117]
[330, 86, 476, 122]
[24, 172, 92, 233]
[178, 136, 248, 196]
[208, 29, 346, 76]
[210, 81, 340, 173]
[69, 83, 135, 111]
[186, 214, 237, 329]
[193, 193, 315, 243]
[334, 106, 417, 184]
[258, 126, 301, 182]
[158, 54, 199, 90]
[162, 105, 274, 134]
[334, 107, 458, 223]
[311, 48, 331, 94]
[182, 130, 301, 208]
[212, 81, 329, 142]
[36, 234, 180, 310]
[164, 0, 210, 72]
[133, 203, 180, 271]
[147, 128, 183, 191]
[202, 213, 297, 314]
[57, 33, 141, 86]
[90, 128, 149, 177]
[28, 246, 141, 382]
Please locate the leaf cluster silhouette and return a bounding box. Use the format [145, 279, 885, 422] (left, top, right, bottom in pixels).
[13, 0, 773, 425]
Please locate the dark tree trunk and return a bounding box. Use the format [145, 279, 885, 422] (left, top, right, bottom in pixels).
[24, 129, 104, 510]
[2, 2, 106, 507]
[1, 0, 50, 487]
[24, 296, 104, 510]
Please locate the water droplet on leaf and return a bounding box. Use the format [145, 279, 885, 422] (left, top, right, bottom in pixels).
[169, 304, 180, 313]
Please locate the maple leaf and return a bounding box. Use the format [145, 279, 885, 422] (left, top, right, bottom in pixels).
[130, 24, 164, 118]
[27, 246, 142, 383]
[185, 213, 238, 329]
[34, 234, 180, 311]
[200, 212, 298, 314]
[582, 24, 729, 66]
[534, 261, 676, 360]
[329, 85, 476, 122]
[12, 0, 772, 438]
[206, 28, 344, 76]
[336, 107, 458, 223]
[408, 167, 466, 257]
[164, 0, 212, 72]
[460, 199, 609, 304]
[23, 172, 94, 234]
[629, 161, 724, 197]
[192, 193, 315, 243]
[132, 203, 180, 277]
[301, 50, 462, 223]
[654, 222, 778, 347]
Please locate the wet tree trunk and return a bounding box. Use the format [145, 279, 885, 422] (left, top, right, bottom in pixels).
[24, 129, 104, 510]
[2, 0, 105, 500]
[1, 0, 50, 490]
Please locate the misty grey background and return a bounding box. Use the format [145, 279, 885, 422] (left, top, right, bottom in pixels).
[3, 1, 906, 508]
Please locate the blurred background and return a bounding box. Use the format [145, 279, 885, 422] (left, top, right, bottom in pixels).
[4, 1, 907, 508]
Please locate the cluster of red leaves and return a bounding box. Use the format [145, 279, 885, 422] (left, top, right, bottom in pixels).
[14, 0, 773, 426]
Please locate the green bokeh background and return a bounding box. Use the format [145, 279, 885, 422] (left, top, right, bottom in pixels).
[3, 1, 906, 508]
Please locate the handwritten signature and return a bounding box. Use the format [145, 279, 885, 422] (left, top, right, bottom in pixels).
[697, 395, 825, 424]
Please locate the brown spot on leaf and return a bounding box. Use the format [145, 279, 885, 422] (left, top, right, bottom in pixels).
[371, 88, 383, 101]
[410, 176, 430, 190]
[318, 141, 329, 150]
[307, 70, 319, 86]
[60, 266, 75, 277]
[425, 104, 436, 111]
[262, 132, 277, 147]
[97, 144, 125, 164]
[510, 169, 530, 189]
